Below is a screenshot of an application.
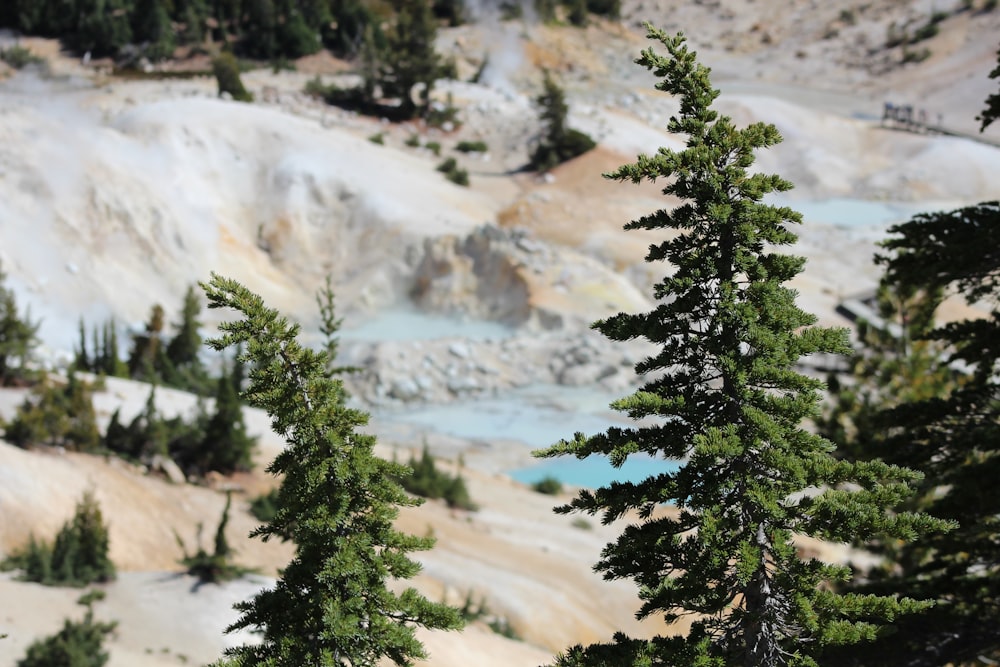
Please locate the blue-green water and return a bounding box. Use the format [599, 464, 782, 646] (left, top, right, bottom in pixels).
[385, 385, 681, 489]
[508, 453, 680, 489]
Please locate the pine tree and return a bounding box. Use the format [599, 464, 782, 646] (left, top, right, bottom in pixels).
[4, 491, 115, 587]
[128, 304, 169, 382]
[200, 367, 255, 475]
[528, 70, 596, 172]
[132, 0, 176, 60]
[829, 201, 1000, 667]
[164, 285, 211, 393]
[16, 590, 116, 667]
[74, 318, 91, 372]
[818, 283, 960, 463]
[202, 274, 463, 667]
[0, 260, 40, 387]
[378, 0, 443, 118]
[535, 26, 952, 667]
[4, 373, 101, 452]
[977, 42, 999, 132]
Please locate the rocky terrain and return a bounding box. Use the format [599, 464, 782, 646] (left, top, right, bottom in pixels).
[1, 1, 999, 665]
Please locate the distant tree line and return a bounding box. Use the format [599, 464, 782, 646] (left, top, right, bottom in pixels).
[0, 0, 622, 65]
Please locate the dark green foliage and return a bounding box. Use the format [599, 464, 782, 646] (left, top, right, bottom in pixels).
[377, 0, 443, 119]
[436, 157, 470, 186]
[73, 318, 128, 378]
[75, 0, 134, 56]
[829, 201, 1000, 667]
[3, 491, 115, 587]
[0, 261, 40, 387]
[565, 0, 587, 26]
[531, 475, 563, 495]
[213, 52, 253, 102]
[199, 369, 255, 474]
[455, 140, 488, 153]
[398, 445, 477, 510]
[979, 43, 1000, 131]
[127, 303, 169, 382]
[16, 590, 116, 667]
[315, 275, 361, 384]
[323, 0, 383, 57]
[4, 374, 101, 453]
[528, 71, 596, 172]
[585, 0, 620, 18]
[433, 0, 464, 25]
[202, 274, 463, 666]
[123, 288, 212, 393]
[818, 284, 960, 463]
[535, 27, 951, 667]
[178, 493, 248, 584]
[165, 286, 204, 372]
[101, 379, 251, 478]
[248, 488, 280, 522]
[132, 0, 176, 60]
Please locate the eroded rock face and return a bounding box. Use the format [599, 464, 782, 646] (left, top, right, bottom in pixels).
[411, 225, 533, 325]
[409, 224, 651, 331]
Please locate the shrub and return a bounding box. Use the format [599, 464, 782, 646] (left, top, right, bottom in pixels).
[4, 374, 101, 453]
[399, 445, 477, 510]
[16, 590, 116, 667]
[405, 133, 421, 147]
[455, 140, 489, 153]
[0, 260, 40, 387]
[902, 46, 932, 63]
[910, 20, 940, 43]
[0, 45, 43, 69]
[425, 140, 442, 156]
[368, 132, 385, 145]
[2, 491, 115, 587]
[436, 157, 470, 187]
[531, 475, 563, 495]
[212, 53, 253, 103]
[529, 71, 596, 172]
[249, 488, 280, 522]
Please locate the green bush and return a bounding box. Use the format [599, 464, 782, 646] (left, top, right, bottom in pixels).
[212, 53, 253, 103]
[4, 374, 101, 453]
[0, 259, 40, 387]
[531, 475, 563, 495]
[436, 157, 470, 187]
[425, 141, 442, 156]
[455, 140, 489, 153]
[368, 132, 385, 145]
[0, 45, 43, 69]
[249, 488, 280, 522]
[16, 590, 116, 667]
[398, 445, 477, 510]
[405, 133, 421, 147]
[910, 20, 940, 43]
[529, 71, 596, 172]
[2, 491, 115, 587]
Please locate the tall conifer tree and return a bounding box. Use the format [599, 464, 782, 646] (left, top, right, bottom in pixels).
[203, 274, 462, 667]
[536, 26, 951, 667]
